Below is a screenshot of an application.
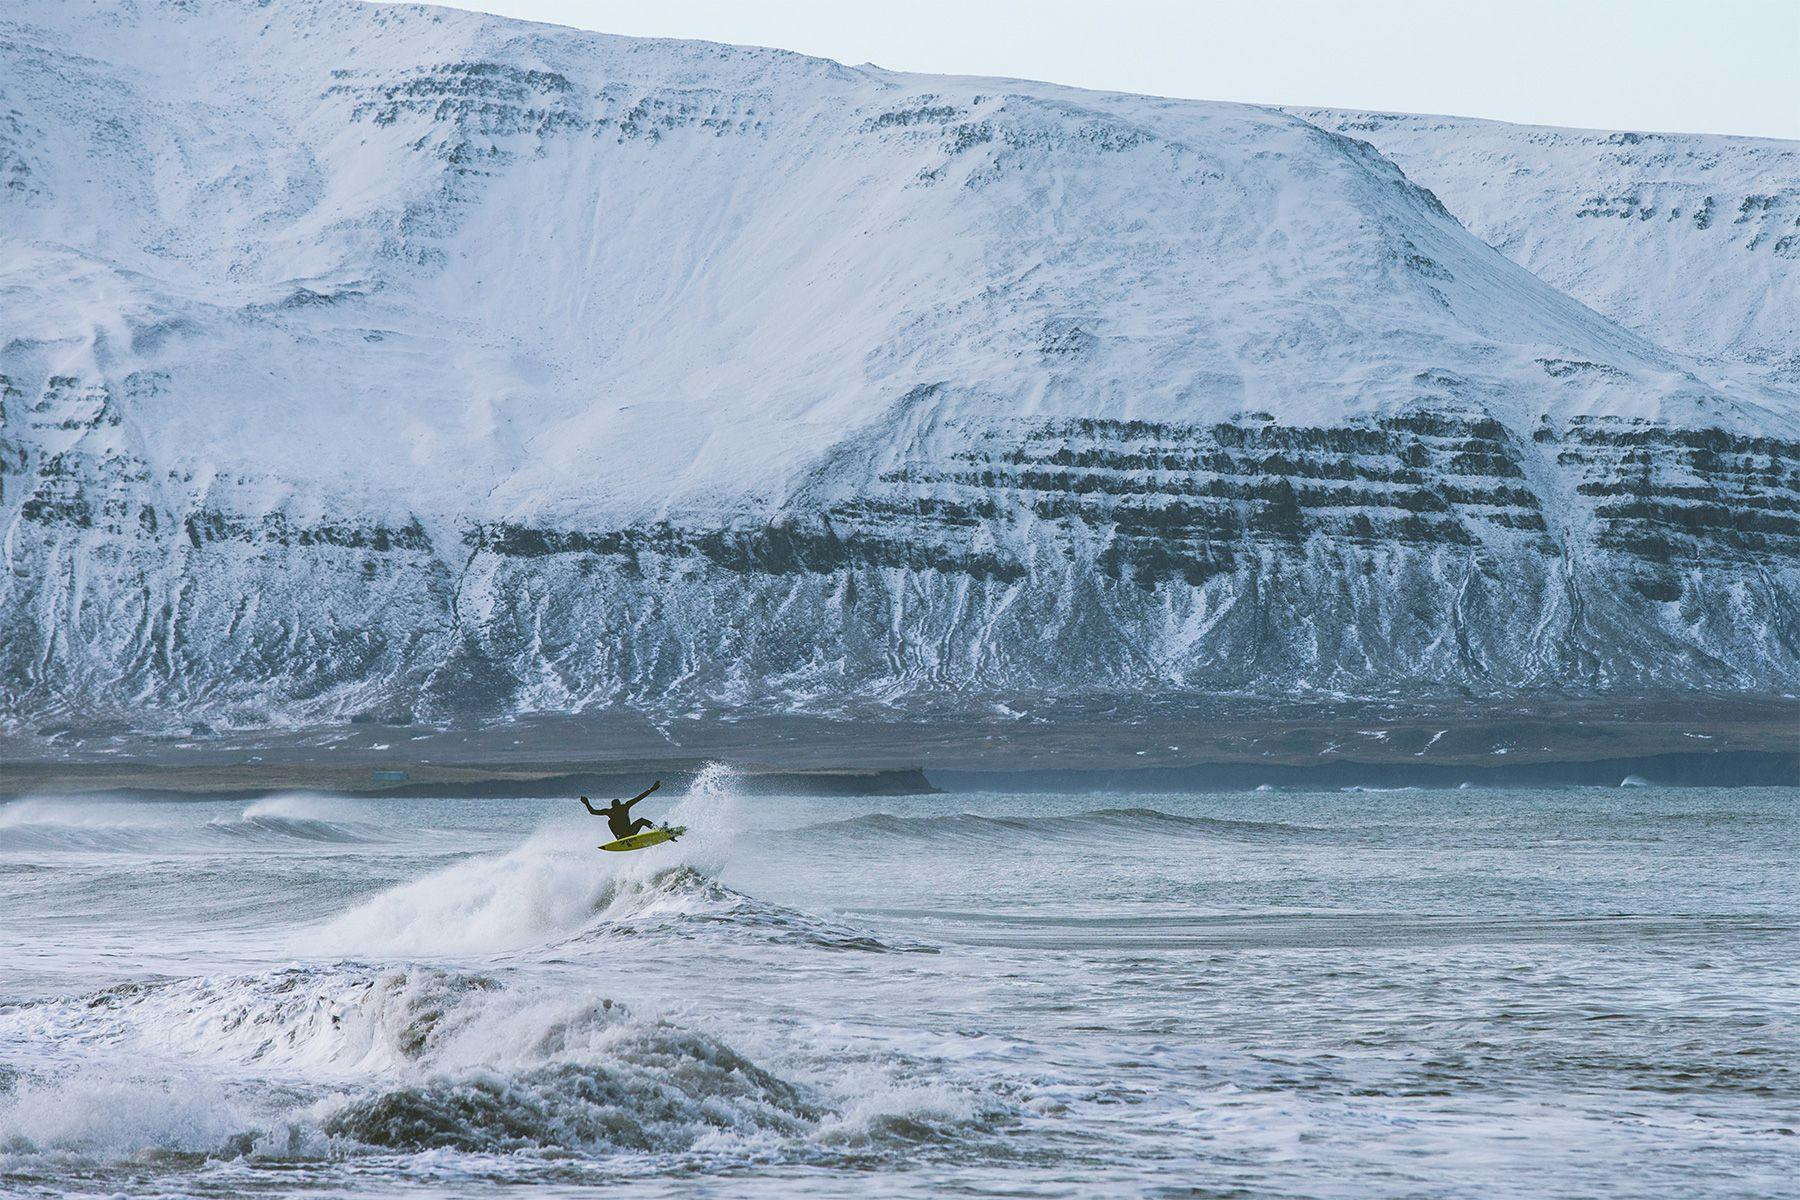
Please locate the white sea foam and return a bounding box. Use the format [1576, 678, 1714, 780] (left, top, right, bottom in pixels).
[4, 784, 1791, 1195]
[0, 960, 984, 1166]
[0, 1069, 257, 1159]
[814, 1080, 996, 1146]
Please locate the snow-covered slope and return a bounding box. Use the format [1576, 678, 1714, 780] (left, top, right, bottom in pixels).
[1289, 108, 1800, 396]
[2, 0, 1795, 729]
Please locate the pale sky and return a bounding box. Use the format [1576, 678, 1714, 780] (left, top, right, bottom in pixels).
[415, 0, 1799, 140]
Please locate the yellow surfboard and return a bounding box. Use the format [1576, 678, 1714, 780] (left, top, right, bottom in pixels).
[600, 825, 686, 852]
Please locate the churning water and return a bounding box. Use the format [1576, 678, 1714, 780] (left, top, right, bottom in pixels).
[1, 769, 1795, 1197]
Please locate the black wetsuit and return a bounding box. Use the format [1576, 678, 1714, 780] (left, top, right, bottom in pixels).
[583, 781, 661, 840]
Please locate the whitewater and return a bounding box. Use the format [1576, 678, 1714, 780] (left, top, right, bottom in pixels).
[1, 770, 1795, 1197]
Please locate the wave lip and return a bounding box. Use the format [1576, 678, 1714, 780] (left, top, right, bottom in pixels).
[207, 794, 389, 845]
[203, 813, 380, 845]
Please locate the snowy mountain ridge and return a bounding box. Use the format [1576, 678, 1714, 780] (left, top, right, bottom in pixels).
[1288, 106, 1800, 397]
[2, 0, 1795, 729]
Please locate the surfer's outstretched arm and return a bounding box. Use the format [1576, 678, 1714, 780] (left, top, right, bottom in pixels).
[625, 781, 661, 807]
[579, 796, 605, 815]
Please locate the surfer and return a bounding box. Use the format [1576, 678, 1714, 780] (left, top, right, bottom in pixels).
[582, 781, 662, 841]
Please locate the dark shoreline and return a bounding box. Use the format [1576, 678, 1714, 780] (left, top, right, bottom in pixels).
[6, 753, 1791, 802]
[4, 695, 1793, 798]
[932, 750, 1799, 792]
[0, 761, 941, 801]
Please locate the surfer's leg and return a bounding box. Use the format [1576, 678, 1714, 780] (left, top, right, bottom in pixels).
[627, 818, 654, 836]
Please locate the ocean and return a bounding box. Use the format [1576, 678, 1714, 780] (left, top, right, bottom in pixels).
[2, 769, 1795, 1197]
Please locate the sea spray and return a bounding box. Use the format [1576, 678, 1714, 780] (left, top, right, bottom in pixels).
[239, 793, 376, 824]
[298, 828, 627, 956]
[0, 1068, 259, 1159]
[296, 765, 751, 957]
[0, 797, 177, 854]
[0, 797, 162, 830]
[654, 761, 746, 874]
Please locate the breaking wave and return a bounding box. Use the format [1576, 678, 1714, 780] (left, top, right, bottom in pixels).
[0, 797, 172, 853]
[302, 766, 915, 955]
[798, 806, 1331, 846]
[306, 855, 915, 956]
[0, 964, 812, 1158]
[0, 963, 993, 1165]
[0, 794, 383, 853]
[204, 796, 384, 845]
[202, 814, 379, 844]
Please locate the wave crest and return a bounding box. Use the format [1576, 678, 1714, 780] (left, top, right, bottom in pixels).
[307, 848, 914, 957]
[799, 806, 1329, 846]
[204, 814, 380, 844]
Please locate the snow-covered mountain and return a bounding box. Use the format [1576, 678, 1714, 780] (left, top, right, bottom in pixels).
[2, 0, 1795, 729]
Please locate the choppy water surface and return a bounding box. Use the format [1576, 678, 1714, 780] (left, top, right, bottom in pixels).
[1, 773, 1795, 1197]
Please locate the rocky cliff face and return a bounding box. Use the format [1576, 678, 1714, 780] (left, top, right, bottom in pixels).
[1, 0, 1795, 730]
